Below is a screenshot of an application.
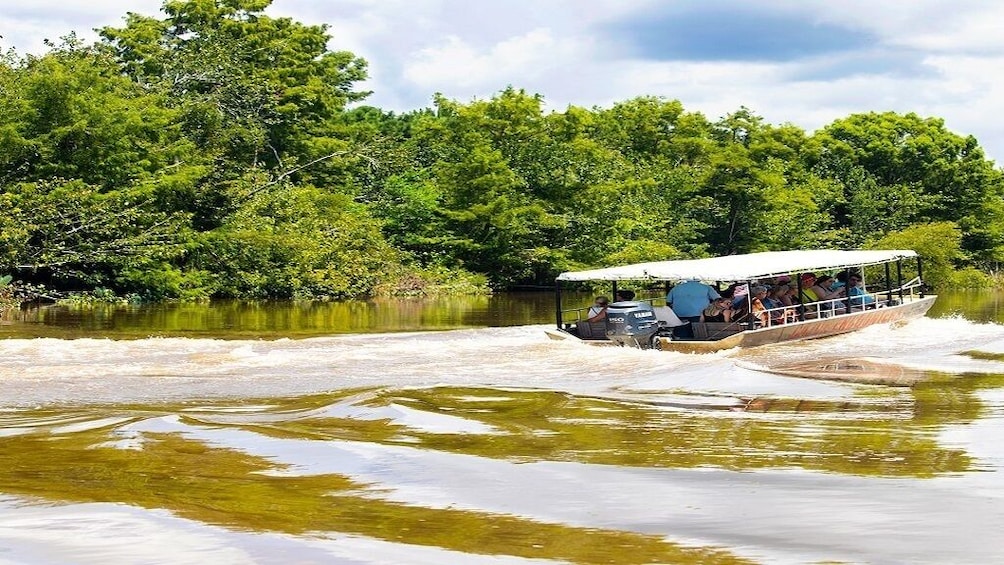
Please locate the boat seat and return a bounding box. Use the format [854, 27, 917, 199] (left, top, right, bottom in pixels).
[575, 321, 609, 340]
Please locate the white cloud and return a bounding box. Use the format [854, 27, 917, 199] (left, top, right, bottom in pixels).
[902, 8, 1004, 53]
[403, 29, 587, 90]
[2, 0, 1004, 161]
[0, 1, 162, 54]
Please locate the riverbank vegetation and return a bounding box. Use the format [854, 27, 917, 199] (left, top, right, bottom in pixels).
[3, 0, 1003, 302]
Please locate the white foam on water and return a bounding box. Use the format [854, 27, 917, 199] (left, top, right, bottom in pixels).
[1, 318, 1000, 406]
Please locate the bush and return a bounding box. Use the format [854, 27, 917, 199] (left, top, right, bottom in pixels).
[868, 222, 965, 290]
[947, 267, 994, 289]
[373, 264, 489, 297]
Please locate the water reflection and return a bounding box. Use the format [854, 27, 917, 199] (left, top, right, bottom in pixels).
[0, 393, 755, 564]
[371, 387, 981, 477]
[1, 380, 1000, 562]
[927, 289, 1004, 321]
[2, 288, 1004, 340]
[0, 293, 568, 339]
[0, 381, 990, 489]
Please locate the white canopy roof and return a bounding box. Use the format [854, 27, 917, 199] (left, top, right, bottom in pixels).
[556, 250, 917, 282]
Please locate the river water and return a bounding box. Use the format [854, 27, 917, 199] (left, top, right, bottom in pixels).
[1, 291, 1004, 564]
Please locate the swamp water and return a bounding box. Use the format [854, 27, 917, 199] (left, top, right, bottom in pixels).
[1, 291, 1004, 564]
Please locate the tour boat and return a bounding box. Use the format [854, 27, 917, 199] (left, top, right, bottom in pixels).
[546, 249, 935, 353]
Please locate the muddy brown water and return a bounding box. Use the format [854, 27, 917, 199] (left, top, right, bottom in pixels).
[1, 290, 1003, 563]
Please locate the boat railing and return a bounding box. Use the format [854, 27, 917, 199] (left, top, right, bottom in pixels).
[758, 279, 926, 328]
[560, 306, 587, 326]
[561, 279, 928, 331]
[757, 296, 851, 328]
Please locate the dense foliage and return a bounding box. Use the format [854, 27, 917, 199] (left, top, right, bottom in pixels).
[2, 0, 1003, 300]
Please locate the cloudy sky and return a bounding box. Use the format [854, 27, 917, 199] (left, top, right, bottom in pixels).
[3, 0, 1003, 161]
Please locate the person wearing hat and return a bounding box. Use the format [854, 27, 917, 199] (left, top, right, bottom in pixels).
[798, 273, 820, 303]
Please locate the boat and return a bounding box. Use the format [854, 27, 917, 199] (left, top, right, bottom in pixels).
[546, 249, 935, 353]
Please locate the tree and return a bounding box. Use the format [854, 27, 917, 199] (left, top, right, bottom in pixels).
[0, 179, 190, 294]
[100, 0, 371, 226]
[0, 4, 415, 300]
[0, 38, 196, 296]
[193, 179, 401, 298]
[814, 112, 1004, 262]
[0, 37, 195, 191]
[867, 222, 987, 290]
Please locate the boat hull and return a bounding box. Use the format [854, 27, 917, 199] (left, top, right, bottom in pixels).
[657, 295, 936, 353]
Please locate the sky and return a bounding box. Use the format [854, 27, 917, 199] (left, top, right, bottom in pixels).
[3, 0, 1003, 162]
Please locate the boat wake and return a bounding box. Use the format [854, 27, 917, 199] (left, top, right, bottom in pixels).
[3, 316, 1004, 564]
[0, 316, 1003, 408]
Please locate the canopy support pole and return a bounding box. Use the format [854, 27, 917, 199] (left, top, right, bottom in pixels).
[897, 259, 904, 302]
[554, 282, 563, 329]
[885, 262, 893, 305]
[796, 274, 805, 322]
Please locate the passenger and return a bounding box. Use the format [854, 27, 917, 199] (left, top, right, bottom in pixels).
[667, 279, 721, 338]
[615, 289, 636, 302]
[700, 296, 734, 322]
[761, 285, 780, 314]
[720, 282, 741, 300]
[586, 296, 609, 322]
[833, 270, 849, 291]
[811, 275, 846, 301]
[846, 273, 876, 309]
[733, 285, 769, 326]
[776, 283, 796, 307]
[762, 286, 781, 310]
[798, 273, 819, 303]
[730, 283, 749, 308]
[751, 286, 770, 326]
[801, 274, 845, 316]
[764, 285, 796, 323]
[720, 282, 745, 309]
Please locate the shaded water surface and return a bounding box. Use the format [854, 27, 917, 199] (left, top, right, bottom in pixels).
[2, 290, 1004, 563]
[0, 293, 557, 339]
[2, 288, 1000, 339]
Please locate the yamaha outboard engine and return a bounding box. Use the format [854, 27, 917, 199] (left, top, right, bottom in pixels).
[605, 301, 660, 348]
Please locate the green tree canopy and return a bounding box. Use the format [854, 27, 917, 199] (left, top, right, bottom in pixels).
[4, 4, 1004, 299]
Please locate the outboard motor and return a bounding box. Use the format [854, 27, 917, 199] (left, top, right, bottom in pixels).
[605, 301, 660, 348]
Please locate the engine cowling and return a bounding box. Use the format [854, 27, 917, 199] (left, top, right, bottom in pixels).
[604, 301, 660, 348]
